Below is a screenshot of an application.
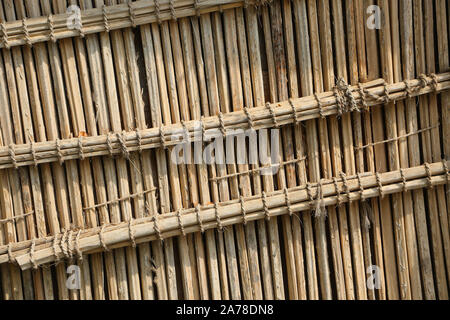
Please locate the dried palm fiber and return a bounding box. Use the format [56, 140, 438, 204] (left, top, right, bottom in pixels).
[0, 0, 449, 300]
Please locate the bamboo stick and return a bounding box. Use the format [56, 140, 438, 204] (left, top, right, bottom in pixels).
[360, 0, 386, 299]
[189, 15, 222, 300]
[425, 0, 450, 291]
[378, 0, 411, 300]
[4, 0, 55, 300]
[244, 6, 275, 299]
[210, 10, 246, 300]
[346, 0, 375, 300]
[278, 0, 305, 300]
[197, 13, 231, 299]
[53, 0, 108, 300]
[2, 159, 447, 259]
[65, 0, 122, 300]
[260, 3, 286, 300]
[159, 19, 199, 299]
[400, 0, 437, 299]
[179, 16, 220, 299]
[11, 161, 450, 270]
[387, 0, 422, 300]
[0, 0, 257, 49]
[1, 0, 48, 300]
[365, 0, 399, 299]
[0, 73, 447, 170]
[115, 0, 157, 300]
[140, 22, 170, 300]
[412, 0, 448, 299]
[236, 6, 265, 300]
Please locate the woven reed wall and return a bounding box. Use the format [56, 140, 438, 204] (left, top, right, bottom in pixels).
[0, 0, 449, 300]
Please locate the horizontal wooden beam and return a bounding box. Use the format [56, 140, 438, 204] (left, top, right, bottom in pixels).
[0, 72, 449, 170]
[1, 161, 447, 270]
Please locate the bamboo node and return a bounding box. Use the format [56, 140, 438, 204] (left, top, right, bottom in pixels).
[0, 20, 10, 49]
[177, 209, 186, 236]
[195, 205, 205, 233]
[424, 162, 433, 189]
[262, 191, 270, 221]
[240, 196, 248, 225]
[128, 218, 137, 247]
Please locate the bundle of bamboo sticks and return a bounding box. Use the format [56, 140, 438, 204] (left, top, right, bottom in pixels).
[0, 0, 448, 301]
[0, 72, 448, 170]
